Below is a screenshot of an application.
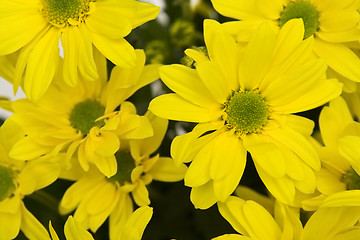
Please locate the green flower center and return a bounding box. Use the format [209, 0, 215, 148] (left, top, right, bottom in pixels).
[279, 0, 320, 39]
[107, 151, 136, 186]
[69, 99, 105, 136]
[224, 90, 270, 135]
[0, 166, 16, 202]
[42, 0, 93, 27]
[342, 167, 360, 190]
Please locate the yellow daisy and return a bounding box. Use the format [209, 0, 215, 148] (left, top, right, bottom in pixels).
[216, 194, 360, 240]
[8, 50, 161, 178]
[211, 0, 360, 90]
[149, 19, 342, 208]
[0, 119, 60, 239]
[48, 206, 152, 240]
[59, 112, 187, 233]
[0, 0, 159, 101]
[302, 96, 360, 210]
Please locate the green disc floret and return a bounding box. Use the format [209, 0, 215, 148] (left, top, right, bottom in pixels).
[69, 99, 105, 135]
[107, 151, 136, 186]
[42, 0, 91, 26]
[224, 90, 270, 135]
[0, 165, 16, 202]
[342, 167, 360, 190]
[279, 0, 320, 39]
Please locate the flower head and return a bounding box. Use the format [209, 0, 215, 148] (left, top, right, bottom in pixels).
[0, 0, 160, 100]
[149, 19, 342, 208]
[8, 50, 161, 178]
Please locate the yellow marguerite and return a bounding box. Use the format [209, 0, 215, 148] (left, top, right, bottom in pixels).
[216, 193, 360, 240]
[0, 0, 159, 101]
[48, 206, 153, 240]
[302, 96, 360, 210]
[8, 50, 160, 178]
[149, 19, 342, 208]
[59, 112, 187, 234]
[0, 119, 60, 239]
[211, 0, 360, 92]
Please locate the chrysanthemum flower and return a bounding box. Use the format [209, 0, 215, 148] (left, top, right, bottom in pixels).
[48, 206, 152, 240]
[0, 119, 60, 239]
[8, 50, 161, 178]
[302, 96, 360, 210]
[215, 194, 360, 240]
[0, 0, 159, 101]
[59, 112, 187, 233]
[149, 19, 342, 208]
[211, 0, 360, 91]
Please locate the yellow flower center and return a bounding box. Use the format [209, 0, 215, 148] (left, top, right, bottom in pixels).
[107, 151, 136, 186]
[42, 0, 94, 27]
[224, 90, 270, 135]
[342, 167, 360, 190]
[279, 0, 320, 39]
[69, 99, 105, 136]
[0, 165, 16, 201]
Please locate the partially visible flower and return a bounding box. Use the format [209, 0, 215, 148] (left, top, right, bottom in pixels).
[8, 50, 161, 178]
[0, 0, 160, 101]
[0, 119, 60, 239]
[48, 206, 153, 240]
[210, 0, 360, 90]
[59, 112, 187, 234]
[216, 193, 360, 240]
[149, 19, 341, 208]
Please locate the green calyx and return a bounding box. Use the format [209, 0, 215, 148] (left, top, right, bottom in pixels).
[224, 90, 270, 135]
[279, 0, 320, 39]
[107, 151, 136, 186]
[43, 0, 91, 26]
[342, 167, 360, 190]
[0, 165, 16, 202]
[69, 99, 105, 136]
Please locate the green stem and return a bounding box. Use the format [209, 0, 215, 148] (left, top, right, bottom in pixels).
[28, 190, 60, 214]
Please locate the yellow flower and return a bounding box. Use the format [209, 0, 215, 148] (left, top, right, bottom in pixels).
[8, 50, 161, 178]
[0, 119, 60, 239]
[59, 112, 187, 233]
[216, 194, 360, 240]
[48, 206, 152, 240]
[302, 96, 360, 210]
[149, 19, 342, 208]
[211, 0, 360, 91]
[0, 0, 159, 101]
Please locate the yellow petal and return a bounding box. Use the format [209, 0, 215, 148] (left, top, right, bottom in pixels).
[0, 206, 21, 239]
[20, 203, 51, 240]
[190, 181, 218, 209]
[64, 216, 94, 240]
[61, 27, 80, 87]
[147, 157, 187, 182]
[132, 181, 150, 206]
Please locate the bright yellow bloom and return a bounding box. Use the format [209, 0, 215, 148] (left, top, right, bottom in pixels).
[216, 193, 360, 240]
[302, 96, 360, 210]
[0, 119, 60, 239]
[211, 0, 360, 92]
[48, 206, 152, 240]
[59, 112, 187, 233]
[149, 19, 342, 208]
[8, 50, 160, 178]
[0, 0, 159, 101]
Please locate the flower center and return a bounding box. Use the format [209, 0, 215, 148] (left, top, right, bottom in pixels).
[107, 151, 136, 186]
[69, 99, 105, 136]
[341, 167, 360, 190]
[42, 0, 93, 27]
[279, 0, 320, 39]
[224, 90, 270, 135]
[0, 165, 16, 201]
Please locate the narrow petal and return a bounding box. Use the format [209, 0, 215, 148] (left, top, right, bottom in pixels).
[91, 33, 136, 68]
[149, 94, 214, 123]
[190, 181, 218, 209]
[132, 181, 150, 206]
[319, 10, 360, 33]
[211, 0, 263, 20]
[159, 64, 216, 107]
[314, 39, 360, 82]
[321, 190, 360, 208]
[121, 206, 153, 240]
[239, 21, 276, 90]
[64, 216, 94, 240]
[0, 207, 21, 239]
[255, 0, 283, 20]
[24, 28, 59, 101]
[147, 157, 187, 182]
[339, 136, 360, 174]
[78, 26, 98, 82]
[61, 27, 80, 87]
[20, 203, 51, 240]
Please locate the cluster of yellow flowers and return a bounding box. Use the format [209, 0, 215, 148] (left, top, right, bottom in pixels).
[1, 0, 360, 239]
